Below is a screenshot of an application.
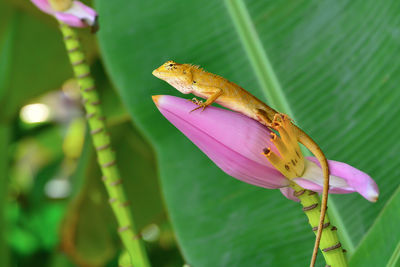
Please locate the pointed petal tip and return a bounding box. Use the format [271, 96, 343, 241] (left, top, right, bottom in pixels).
[365, 184, 379, 202]
[152, 95, 162, 106]
[300, 157, 380, 202]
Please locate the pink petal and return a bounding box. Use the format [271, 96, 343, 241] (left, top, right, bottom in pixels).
[280, 187, 300, 202]
[153, 95, 289, 189]
[54, 12, 86, 27]
[294, 157, 379, 202]
[31, 0, 53, 14]
[73, 1, 97, 18]
[153, 95, 380, 203]
[55, 1, 98, 28]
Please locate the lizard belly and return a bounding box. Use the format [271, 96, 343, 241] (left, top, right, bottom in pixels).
[215, 97, 259, 122]
[192, 88, 263, 123]
[167, 79, 192, 94]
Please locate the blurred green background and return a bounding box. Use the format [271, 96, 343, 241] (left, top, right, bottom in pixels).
[0, 1, 182, 266]
[1, 0, 399, 266]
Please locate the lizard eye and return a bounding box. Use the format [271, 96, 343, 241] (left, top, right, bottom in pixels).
[164, 61, 176, 70]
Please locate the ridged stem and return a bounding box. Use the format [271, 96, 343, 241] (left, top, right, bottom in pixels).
[290, 183, 348, 267]
[59, 23, 150, 267]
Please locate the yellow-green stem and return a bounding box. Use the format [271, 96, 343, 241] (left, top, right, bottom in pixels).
[59, 23, 150, 267]
[290, 183, 347, 267]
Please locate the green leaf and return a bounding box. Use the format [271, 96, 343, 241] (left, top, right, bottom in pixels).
[106, 121, 164, 230]
[0, 123, 11, 266]
[96, 0, 400, 265]
[349, 185, 400, 267]
[61, 120, 163, 266]
[0, 5, 72, 122]
[61, 147, 117, 267]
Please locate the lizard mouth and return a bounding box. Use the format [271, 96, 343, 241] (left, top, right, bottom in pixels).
[152, 69, 170, 81]
[152, 69, 161, 77]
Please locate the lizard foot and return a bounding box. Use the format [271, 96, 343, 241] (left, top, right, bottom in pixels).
[189, 98, 208, 112]
[271, 113, 294, 125]
[188, 97, 203, 105]
[262, 114, 305, 179]
[190, 103, 208, 112]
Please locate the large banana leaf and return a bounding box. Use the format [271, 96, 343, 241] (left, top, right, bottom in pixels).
[349, 185, 400, 267]
[0, 6, 71, 122]
[95, 0, 400, 266]
[0, 0, 98, 123]
[0, 124, 11, 266]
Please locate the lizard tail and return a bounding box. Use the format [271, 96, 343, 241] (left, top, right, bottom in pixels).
[294, 125, 330, 267]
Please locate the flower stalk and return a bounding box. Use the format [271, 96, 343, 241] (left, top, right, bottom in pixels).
[290, 182, 347, 267]
[59, 23, 150, 267]
[261, 113, 347, 266]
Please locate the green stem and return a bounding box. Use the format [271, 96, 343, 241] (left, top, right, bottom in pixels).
[290, 183, 347, 267]
[59, 23, 150, 267]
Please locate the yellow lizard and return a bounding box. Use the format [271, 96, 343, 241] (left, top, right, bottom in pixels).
[153, 60, 330, 267]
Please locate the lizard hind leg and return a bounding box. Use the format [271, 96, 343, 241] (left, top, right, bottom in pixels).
[261, 113, 305, 179]
[254, 108, 273, 126]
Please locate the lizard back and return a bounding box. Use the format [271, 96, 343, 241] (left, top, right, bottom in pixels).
[189, 65, 277, 123]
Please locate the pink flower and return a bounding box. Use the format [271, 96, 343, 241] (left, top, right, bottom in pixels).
[152, 95, 379, 202]
[31, 0, 98, 30]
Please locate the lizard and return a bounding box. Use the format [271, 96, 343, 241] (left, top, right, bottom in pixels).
[152, 60, 330, 267]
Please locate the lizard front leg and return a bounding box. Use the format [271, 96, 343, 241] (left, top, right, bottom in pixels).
[190, 86, 223, 112]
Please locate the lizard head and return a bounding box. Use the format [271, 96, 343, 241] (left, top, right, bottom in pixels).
[152, 60, 193, 94]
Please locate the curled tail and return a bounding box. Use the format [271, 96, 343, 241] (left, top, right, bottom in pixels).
[294, 125, 330, 267]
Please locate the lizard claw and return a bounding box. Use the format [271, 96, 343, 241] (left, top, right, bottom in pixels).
[269, 113, 293, 130]
[189, 97, 203, 105]
[189, 97, 207, 112]
[190, 103, 207, 113]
